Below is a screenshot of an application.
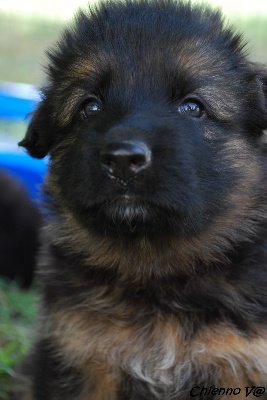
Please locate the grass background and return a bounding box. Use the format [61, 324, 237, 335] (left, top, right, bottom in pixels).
[0, 0, 266, 397]
[0, 280, 36, 398]
[1, 1, 267, 85]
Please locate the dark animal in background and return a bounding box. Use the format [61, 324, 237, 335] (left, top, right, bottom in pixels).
[14, 0, 267, 398]
[0, 171, 41, 288]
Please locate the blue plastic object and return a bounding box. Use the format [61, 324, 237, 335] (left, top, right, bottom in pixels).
[0, 92, 38, 119]
[0, 82, 39, 119]
[0, 150, 47, 202]
[0, 82, 46, 202]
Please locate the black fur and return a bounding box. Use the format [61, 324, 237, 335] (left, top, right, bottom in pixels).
[0, 171, 41, 288]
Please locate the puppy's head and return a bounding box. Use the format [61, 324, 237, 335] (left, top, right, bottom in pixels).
[20, 0, 267, 240]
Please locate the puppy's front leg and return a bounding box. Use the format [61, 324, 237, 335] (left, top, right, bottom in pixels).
[15, 339, 84, 400]
[26, 339, 118, 400]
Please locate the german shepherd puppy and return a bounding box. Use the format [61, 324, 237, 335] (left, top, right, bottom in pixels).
[16, 0, 267, 398]
[0, 171, 41, 288]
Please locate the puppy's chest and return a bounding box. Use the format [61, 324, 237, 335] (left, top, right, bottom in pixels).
[44, 297, 267, 395]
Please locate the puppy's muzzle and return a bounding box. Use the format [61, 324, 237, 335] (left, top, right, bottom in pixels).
[100, 140, 151, 183]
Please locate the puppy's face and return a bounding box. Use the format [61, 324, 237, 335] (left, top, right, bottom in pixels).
[20, 1, 267, 239]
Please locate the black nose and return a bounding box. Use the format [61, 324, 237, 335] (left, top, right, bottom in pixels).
[100, 140, 151, 182]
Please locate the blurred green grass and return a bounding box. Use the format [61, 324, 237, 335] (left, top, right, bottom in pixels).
[0, 14, 64, 142]
[0, 12, 266, 86]
[234, 15, 267, 64]
[0, 14, 64, 85]
[0, 279, 36, 398]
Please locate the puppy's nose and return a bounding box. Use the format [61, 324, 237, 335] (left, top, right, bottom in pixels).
[100, 140, 151, 181]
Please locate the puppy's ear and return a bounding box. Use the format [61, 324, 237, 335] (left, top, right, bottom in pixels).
[262, 74, 267, 133]
[19, 101, 54, 159]
[262, 74, 267, 112]
[255, 70, 267, 132]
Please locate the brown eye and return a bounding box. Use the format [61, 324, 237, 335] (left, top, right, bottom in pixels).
[81, 98, 102, 118]
[177, 101, 204, 118]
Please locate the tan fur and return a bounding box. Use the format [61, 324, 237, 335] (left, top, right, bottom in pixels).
[83, 363, 118, 400]
[11, 374, 34, 400]
[38, 296, 267, 399]
[51, 58, 97, 127]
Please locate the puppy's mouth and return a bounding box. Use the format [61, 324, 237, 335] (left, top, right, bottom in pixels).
[93, 194, 152, 222]
[79, 194, 178, 235]
[103, 194, 151, 222]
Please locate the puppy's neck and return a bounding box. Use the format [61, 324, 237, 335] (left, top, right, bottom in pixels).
[41, 209, 266, 286]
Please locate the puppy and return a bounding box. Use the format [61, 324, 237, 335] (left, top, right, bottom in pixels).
[0, 171, 41, 288]
[16, 0, 267, 398]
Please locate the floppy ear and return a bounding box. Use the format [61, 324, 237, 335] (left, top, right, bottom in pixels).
[19, 101, 55, 159]
[258, 68, 267, 112]
[254, 70, 267, 132]
[263, 74, 267, 114]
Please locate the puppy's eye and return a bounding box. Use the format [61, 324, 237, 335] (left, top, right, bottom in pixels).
[81, 98, 102, 118]
[177, 101, 204, 118]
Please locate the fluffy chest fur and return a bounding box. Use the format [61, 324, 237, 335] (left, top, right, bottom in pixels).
[41, 283, 267, 399]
